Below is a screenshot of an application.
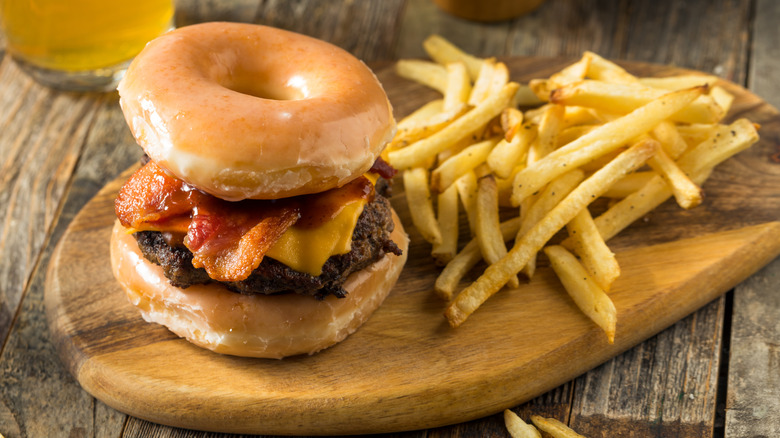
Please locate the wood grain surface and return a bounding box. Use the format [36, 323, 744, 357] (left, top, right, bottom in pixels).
[3, 1, 780, 437]
[43, 59, 780, 435]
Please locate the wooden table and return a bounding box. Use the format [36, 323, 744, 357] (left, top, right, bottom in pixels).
[1, 0, 778, 436]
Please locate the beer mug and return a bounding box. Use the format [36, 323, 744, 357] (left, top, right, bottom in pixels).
[0, 0, 173, 91]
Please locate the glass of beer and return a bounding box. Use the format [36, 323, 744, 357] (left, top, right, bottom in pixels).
[0, 0, 174, 92]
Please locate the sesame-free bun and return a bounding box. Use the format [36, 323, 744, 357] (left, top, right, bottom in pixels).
[117, 22, 396, 201]
[109, 212, 408, 359]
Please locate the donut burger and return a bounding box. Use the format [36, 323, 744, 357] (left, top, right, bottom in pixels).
[110, 22, 407, 359]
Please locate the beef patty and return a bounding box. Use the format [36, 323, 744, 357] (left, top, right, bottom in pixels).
[133, 192, 402, 299]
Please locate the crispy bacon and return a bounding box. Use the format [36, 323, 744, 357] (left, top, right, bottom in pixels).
[115, 161, 374, 282]
[370, 156, 397, 180]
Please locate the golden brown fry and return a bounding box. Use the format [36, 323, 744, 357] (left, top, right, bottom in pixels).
[647, 148, 702, 209]
[504, 410, 542, 438]
[395, 59, 448, 93]
[510, 86, 703, 206]
[455, 170, 479, 236]
[601, 171, 655, 198]
[389, 103, 470, 150]
[403, 167, 442, 245]
[638, 74, 718, 90]
[518, 170, 585, 279]
[585, 51, 639, 84]
[501, 107, 525, 139]
[444, 62, 472, 111]
[423, 34, 485, 81]
[530, 415, 588, 438]
[528, 104, 565, 162]
[556, 125, 597, 148]
[445, 140, 657, 327]
[550, 80, 723, 124]
[434, 218, 522, 301]
[432, 183, 460, 265]
[545, 245, 617, 343]
[431, 137, 498, 192]
[476, 175, 519, 288]
[397, 99, 444, 130]
[389, 82, 519, 170]
[565, 209, 620, 291]
[651, 120, 688, 159]
[488, 123, 536, 179]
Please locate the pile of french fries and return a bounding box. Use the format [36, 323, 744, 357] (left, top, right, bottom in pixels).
[388, 35, 760, 340]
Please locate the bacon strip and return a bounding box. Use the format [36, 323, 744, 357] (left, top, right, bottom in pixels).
[115, 161, 375, 283]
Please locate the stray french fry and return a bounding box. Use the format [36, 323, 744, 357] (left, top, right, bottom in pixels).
[511, 86, 703, 206]
[423, 34, 485, 80]
[395, 59, 448, 93]
[504, 410, 542, 438]
[651, 120, 688, 159]
[565, 209, 620, 291]
[530, 415, 588, 438]
[389, 82, 519, 170]
[476, 175, 519, 288]
[445, 140, 657, 327]
[403, 167, 442, 245]
[545, 245, 617, 343]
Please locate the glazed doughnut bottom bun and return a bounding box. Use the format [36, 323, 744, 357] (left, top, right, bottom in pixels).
[109, 212, 408, 359]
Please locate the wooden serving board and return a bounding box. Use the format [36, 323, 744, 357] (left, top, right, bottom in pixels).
[45, 59, 780, 435]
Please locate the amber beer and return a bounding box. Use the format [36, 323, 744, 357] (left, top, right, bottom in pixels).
[0, 0, 173, 91]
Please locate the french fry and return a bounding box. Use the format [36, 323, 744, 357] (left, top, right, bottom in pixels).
[455, 170, 479, 236]
[528, 104, 565, 162]
[431, 137, 498, 192]
[395, 59, 448, 93]
[676, 123, 719, 148]
[510, 86, 703, 206]
[435, 218, 522, 301]
[647, 148, 702, 209]
[501, 107, 524, 138]
[397, 99, 444, 130]
[518, 170, 585, 279]
[710, 85, 735, 116]
[489, 62, 510, 95]
[389, 82, 519, 170]
[601, 171, 655, 198]
[445, 140, 657, 327]
[444, 62, 472, 111]
[651, 120, 688, 159]
[389, 103, 470, 150]
[530, 416, 588, 438]
[469, 59, 497, 105]
[550, 80, 724, 124]
[589, 120, 757, 243]
[585, 51, 639, 84]
[487, 123, 536, 179]
[403, 167, 442, 245]
[638, 74, 718, 90]
[476, 175, 519, 288]
[432, 183, 460, 265]
[513, 84, 545, 107]
[504, 410, 542, 438]
[545, 245, 617, 343]
[556, 124, 596, 148]
[423, 34, 485, 80]
[565, 209, 620, 291]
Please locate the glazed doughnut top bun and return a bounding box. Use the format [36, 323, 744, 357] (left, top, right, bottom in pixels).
[111, 22, 407, 359]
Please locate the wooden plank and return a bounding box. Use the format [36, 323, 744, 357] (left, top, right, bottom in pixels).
[0, 57, 104, 350]
[725, 0, 780, 436]
[0, 95, 136, 437]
